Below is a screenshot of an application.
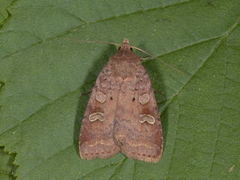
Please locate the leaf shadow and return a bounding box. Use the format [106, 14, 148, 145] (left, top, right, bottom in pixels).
[73, 45, 116, 154]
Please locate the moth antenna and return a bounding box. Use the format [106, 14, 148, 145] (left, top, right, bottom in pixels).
[66, 38, 153, 58]
[141, 55, 158, 62]
[122, 38, 152, 57]
[130, 45, 153, 57]
[64, 38, 121, 48]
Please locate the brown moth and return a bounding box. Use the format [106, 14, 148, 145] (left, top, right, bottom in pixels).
[79, 39, 163, 163]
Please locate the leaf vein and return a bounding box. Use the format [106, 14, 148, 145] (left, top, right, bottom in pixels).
[108, 158, 127, 180]
[0, 87, 81, 137]
[2, 0, 196, 60]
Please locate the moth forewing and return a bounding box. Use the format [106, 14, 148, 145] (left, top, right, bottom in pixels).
[79, 39, 163, 162]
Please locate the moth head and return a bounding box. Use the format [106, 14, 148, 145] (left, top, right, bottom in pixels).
[118, 39, 151, 57]
[118, 39, 132, 51]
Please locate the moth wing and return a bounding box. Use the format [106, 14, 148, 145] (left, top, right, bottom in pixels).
[79, 65, 120, 160]
[114, 65, 163, 163]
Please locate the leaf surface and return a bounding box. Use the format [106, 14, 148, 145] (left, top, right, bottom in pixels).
[0, 0, 240, 179]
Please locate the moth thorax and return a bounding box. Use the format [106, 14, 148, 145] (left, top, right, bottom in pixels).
[112, 61, 137, 79]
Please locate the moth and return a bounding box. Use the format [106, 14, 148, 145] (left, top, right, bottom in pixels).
[79, 39, 163, 162]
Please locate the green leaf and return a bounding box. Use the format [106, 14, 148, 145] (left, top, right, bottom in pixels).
[0, 147, 16, 180]
[0, 0, 240, 179]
